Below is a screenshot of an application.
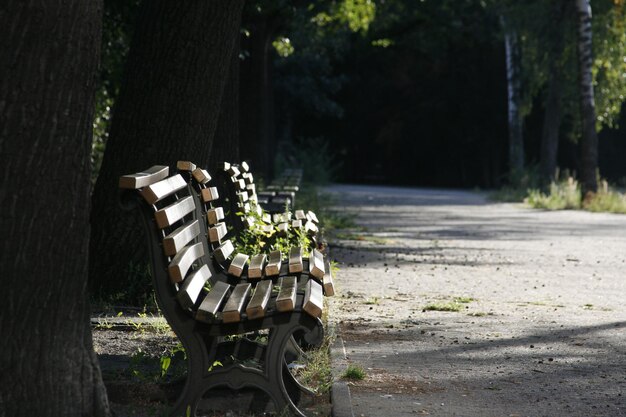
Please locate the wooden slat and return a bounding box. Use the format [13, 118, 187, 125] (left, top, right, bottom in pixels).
[177, 264, 211, 310]
[294, 210, 306, 220]
[154, 196, 195, 229]
[228, 253, 249, 277]
[304, 220, 319, 236]
[206, 207, 224, 225]
[262, 213, 272, 224]
[323, 260, 335, 296]
[140, 174, 187, 205]
[222, 283, 252, 323]
[246, 183, 256, 195]
[265, 250, 282, 276]
[260, 224, 273, 234]
[276, 276, 297, 312]
[240, 161, 250, 172]
[196, 281, 230, 323]
[309, 248, 325, 280]
[176, 160, 196, 172]
[163, 220, 200, 256]
[119, 165, 169, 189]
[289, 246, 303, 273]
[201, 187, 219, 203]
[248, 254, 266, 279]
[277, 222, 289, 237]
[214, 240, 234, 264]
[192, 168, 211, 184]
[244, 216, 256, 228]
[237, 191, 249, 203]
[242, 172, 253, 184]
[307, 210, 319, 224]
[168, 242, 204, 283]
[303, 279, 323, 318]
[236, 179, 246, 190]
[291, 219, 302, 229]
[227, 165, 240, 177]
[208, 222, 227, 243]
[246, 280, 271, 319]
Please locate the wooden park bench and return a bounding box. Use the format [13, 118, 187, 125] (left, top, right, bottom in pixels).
[217, 161, 321, 247]
[118, 162, 333, 417]
[257, 167, 303, 213]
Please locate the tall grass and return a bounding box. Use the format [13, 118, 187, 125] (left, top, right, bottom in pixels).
[525, 176, 626, 214]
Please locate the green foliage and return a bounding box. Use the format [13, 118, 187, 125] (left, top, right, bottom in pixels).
[272, 36, 295, 57]
[232, 200, 312, 258]
[584, 181, 626, 213]
[336, 0, 376, 33]
[342, 363, 366, 380]
[526, 177, 582, 210]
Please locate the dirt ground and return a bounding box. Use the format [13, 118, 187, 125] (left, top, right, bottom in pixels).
[324, 184, 626, 417]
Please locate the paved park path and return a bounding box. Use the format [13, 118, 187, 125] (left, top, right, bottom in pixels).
[324, 184, 626, 417]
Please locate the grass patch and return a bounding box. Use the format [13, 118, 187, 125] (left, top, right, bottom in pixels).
[290, 336, 334, 394]
[524, 176, 626, 214]
[342, 364, 366, 380]
[423, 302, 462, 312]
[467, 312, 493, 317]
[526, 177, 581, 209]
[453, 296, 476, 304]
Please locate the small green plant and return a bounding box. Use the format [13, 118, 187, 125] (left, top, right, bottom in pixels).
[342, 364, 366, 380]
[363, 297, 380, 305]
[423, 302, 462, 312]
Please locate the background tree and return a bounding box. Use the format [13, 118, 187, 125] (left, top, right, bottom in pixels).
[576, 0, 599, 195]
[90, 0, 245, 301]
[0, 1, 110, 416]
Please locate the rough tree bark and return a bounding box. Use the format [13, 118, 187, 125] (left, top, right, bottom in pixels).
[501, 15, 525, 181]
[0, 1, 109, 416]
[539, 0, 567, 185]
[575, 0, 599, 195]
[90, 0, 245, 299]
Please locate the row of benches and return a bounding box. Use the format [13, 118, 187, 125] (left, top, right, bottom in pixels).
[119, 161, 333, 417]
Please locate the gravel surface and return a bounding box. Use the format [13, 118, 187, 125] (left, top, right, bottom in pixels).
[324, 184, 626, 417]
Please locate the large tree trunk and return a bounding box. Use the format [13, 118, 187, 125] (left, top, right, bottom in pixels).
[540, 0, 567, 185]
[0, 1, 109, 416]
[576, 0, 599, 195]
[90, 0, 244, 300]
[240, 15, 279, 179]
[501, 16, 525, 181]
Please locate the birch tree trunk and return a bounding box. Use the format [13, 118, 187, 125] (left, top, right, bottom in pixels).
[0, 1, 110, 415]
[576, 0, 599, 195]
[502, 16, 525, 181]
